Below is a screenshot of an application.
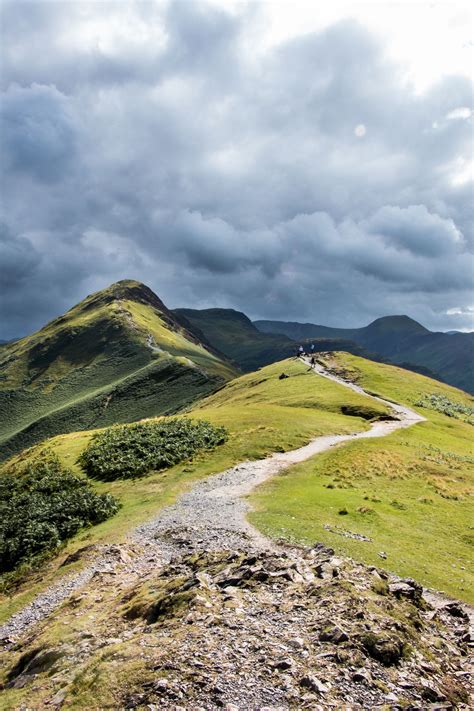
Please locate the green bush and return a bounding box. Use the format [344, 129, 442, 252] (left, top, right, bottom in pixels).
[414, 394, 474, 424]
[78, 418, 228, 481]
[0, 451, 119, 573]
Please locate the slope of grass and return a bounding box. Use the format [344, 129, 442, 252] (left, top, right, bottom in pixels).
[123, 300, 235, 381]
[0, 358, 224, 462]
[0, 281, 236, 460]
[0, 358, 389, 622]
[250, 353, 474, 602]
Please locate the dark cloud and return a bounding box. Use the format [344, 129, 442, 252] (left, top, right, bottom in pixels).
[0, 0, 473, 339]
[0, 83, 77, 181]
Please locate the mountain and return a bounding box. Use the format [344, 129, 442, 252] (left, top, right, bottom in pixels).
[0, 280, 236, 461]
[255, 315, 474, 393]
[173, 308, 296, 371]
[173, 308, 448, 380]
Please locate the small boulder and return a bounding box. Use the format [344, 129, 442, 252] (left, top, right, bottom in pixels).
[273, 658, 293, 671]
[300, 675, 328, 694]
[7, 647, 64, 688]
[319, 625, 349, 644]
[352, 669, 371, 684]
[442, 602, 469, 620]
[389, 578, 423, 606]
[420, 682, 446, 702]
[360, 632, 405, 666]
[314, 562, 338, 579]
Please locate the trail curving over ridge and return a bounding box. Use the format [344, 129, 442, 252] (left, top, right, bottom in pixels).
[0, 359, 426, 644]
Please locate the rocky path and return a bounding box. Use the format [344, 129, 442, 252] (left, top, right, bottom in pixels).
[134, 361, 425, 560]
[0, 359, 426, 644]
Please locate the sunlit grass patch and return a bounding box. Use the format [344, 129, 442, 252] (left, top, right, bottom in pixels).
[250, 353, 474, 602]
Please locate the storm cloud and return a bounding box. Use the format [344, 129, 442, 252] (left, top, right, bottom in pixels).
[1, 0, 473, 338]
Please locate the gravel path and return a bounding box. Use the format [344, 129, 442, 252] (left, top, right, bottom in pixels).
[0, 360, 426, 644]
[134, 362, 425, 559]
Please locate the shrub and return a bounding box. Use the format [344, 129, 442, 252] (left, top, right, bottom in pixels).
[78, 418, 228, 481]
[414, 394, 474, 424]
[0, 451, 119, 573]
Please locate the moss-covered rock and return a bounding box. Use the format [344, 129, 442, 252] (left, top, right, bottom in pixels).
[360, 632, 406, 665]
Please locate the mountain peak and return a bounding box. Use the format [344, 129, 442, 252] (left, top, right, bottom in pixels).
[78, 279, 168, 315]
[366, 315, 429, 334]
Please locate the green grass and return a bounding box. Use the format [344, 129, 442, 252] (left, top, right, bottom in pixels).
[127, 300, 235, 381]
[249, 353, 474, 602]
[0, 358, 389, 623]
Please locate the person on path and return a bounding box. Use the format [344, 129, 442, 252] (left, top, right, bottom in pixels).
[298, 345, 304, 357]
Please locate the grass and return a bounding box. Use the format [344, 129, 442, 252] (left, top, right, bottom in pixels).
[127, 300, 235, 381]
[0, 358, 389, 623]
[249, 353, 474, 602]
[0, 351, 472, 709]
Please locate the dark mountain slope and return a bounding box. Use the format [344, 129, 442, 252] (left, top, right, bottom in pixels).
[173, 308, 296, 372]
[0, 281, 236, 460]
[255, 315, 473, 393]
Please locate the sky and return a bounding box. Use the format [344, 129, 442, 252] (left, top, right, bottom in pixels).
[0, 0, 473, 339]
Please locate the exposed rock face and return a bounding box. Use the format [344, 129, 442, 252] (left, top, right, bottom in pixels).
[2, 546, 471, 709]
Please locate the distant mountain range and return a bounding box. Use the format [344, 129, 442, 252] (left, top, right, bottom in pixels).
[174, 308, 377, 371]
[0, 281, 236, 460]
[255, 315, 473, 394]
[175, 310, 473, 393]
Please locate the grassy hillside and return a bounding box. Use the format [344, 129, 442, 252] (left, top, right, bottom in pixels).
[0, 281, 236, 460]
[250, 353, 474, 601]
[173, 308, 296, 371]
[0, 358, 390, 621]
[255, 315, 474, 393]
[2, 352, 472, 624]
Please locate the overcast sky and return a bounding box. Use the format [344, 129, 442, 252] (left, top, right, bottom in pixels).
[1, 0, 473, 339]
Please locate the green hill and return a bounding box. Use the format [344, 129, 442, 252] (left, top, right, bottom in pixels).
[255, 315, 474, 393]
[0, 358, 391, 620]
[1, 353, 472, 615]
[250, 352, 474, 600]
[0, 281, 236, 461]
[173, 307, 296, 371]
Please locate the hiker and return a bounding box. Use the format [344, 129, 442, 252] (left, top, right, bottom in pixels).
[310, 343, 315, 354]
[298, 345, 304, 357]
[310, 355, 315, 366]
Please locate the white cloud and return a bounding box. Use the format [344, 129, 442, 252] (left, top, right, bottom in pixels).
[446, 107, 472, 120]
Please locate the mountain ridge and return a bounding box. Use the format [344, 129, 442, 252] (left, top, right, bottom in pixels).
[255, 315, 473, 393]
[0, 281, 236, 460]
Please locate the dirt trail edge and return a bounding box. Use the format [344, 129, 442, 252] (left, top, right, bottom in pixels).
[0, 359, 426, 644]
